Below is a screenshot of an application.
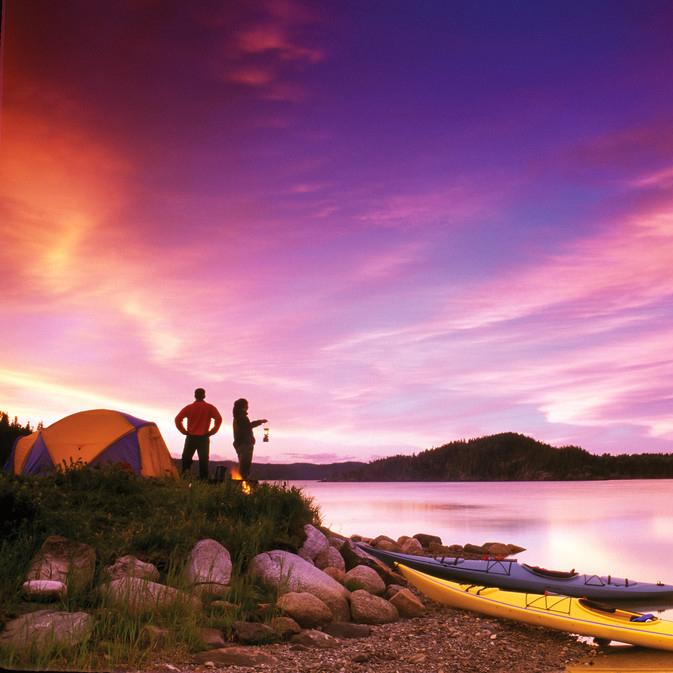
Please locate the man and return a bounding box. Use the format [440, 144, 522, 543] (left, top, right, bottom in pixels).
[175, 388, 222, 480]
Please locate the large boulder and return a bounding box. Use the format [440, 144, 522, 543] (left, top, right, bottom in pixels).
[104, 555, 160, 582]
[277, 591, 332, 628]
[350, 590, 399, 624]
[25, 536, 96, 593]
[249, 550, 350, 621]
[314, 545, 346, 572]
[389, 588, 426, 618]
[182, 539, 232, 595]
[298, 524, 329, 562]
[101, 577, 201, 614]
[0, 610, 93, 649]
[343, 566, 385, 595]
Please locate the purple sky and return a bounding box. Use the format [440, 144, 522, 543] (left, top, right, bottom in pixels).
[2, 0, 673, 462]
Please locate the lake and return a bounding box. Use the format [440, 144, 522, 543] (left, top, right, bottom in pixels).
[287, 479, 673, 616]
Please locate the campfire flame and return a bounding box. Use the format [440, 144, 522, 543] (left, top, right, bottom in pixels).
[229, 466, 252, 495]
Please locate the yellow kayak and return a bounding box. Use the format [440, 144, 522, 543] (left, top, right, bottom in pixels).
[397, 562, 673, 651]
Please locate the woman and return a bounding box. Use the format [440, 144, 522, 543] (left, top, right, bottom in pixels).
[232, 398, 267, 480]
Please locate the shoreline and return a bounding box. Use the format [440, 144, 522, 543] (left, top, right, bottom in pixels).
[142, 531, 597, 673]
[141, 598, 596, 673]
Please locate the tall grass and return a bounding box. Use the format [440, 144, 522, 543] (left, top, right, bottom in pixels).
[0, 465, 319, 668]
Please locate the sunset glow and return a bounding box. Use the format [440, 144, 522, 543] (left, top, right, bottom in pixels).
[2, 1, 673, 462]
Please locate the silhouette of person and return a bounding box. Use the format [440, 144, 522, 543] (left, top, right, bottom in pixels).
[175, 388, 222, 480]
[232, 398, 267, 480]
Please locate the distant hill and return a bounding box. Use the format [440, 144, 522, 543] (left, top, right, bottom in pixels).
[324, 432, 673, 481]
[175, 459, 366, 481]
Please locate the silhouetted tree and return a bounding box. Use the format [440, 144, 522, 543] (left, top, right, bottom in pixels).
[332, 432, 673, 481]
[0, 412, 36, 468]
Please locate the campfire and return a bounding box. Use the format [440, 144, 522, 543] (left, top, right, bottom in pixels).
[229, 466, 253, 495]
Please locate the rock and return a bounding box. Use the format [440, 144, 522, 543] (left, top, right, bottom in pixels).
[200, 627, 226, 649]
[322, 622, 372, 639]
[328, 534, 348, 548]
[483, 542, 526, 555]
[249, 550, 350, 621]
[463, 543, 487, 555]
[298, 524, 330, 562]
[389, 588, 426, 618]
[340, 539, 375, 570]
[141, 624, 171, 648]
[21, 579, 67, 601]
[350, 589, 399, 624]
[314, 545, 346, 572]
[400, 537, 424, 555]
[0, 610, 93, 649]
[484, 542, 510, 558]
[210, 599, 237, 611]
[276, 591, 332, 628]
[104, 555, 160, 582]
[270, 616, 301, 639]
[340, 540, 402, 584]
[428, 542, 457, 555]
[384, 583, 407, 599]
[182, 539, 231, 595]
[372, 535, 401, 552]
[232, 621, 279, 644]
[413, 533, 442, 547]
[322, 566, 346, 584]
[101, 577, 202, 614]
[290, 629, 340, 649]
[25, 535, 96, 593]
[193, 647, 278, 667]
[343, 565, 386, 595]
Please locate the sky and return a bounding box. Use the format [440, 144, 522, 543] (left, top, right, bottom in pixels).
[1, 0, 673, 463]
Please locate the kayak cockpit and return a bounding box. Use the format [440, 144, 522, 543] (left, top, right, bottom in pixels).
[578, 598, 659, 623]
[522, 564, 578, 580]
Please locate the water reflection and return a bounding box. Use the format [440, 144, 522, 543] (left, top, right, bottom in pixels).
[566, 647, 673, 672]
[290, 479, 673, 619]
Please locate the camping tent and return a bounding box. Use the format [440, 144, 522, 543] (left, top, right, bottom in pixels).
[6, 409, 178, 478]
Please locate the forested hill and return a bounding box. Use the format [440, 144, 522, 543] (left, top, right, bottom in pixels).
[327, 433, 673, 481]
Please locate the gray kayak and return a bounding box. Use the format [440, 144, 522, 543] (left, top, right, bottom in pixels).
[358, 543, 673, 601]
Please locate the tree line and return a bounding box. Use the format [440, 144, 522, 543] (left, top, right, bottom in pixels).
[0, 412, 41, 468]
[329, 432, 673, 481]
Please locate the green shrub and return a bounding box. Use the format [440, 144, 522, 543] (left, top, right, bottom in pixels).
[0, 465, 319, 668]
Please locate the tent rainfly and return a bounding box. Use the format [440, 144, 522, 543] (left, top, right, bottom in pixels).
[6, 409, 178, 478]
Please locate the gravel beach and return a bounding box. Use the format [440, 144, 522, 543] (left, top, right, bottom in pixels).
[141, 598, 595, 673]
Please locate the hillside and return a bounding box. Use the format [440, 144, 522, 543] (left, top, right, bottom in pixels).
[326, 432, 673, 481]
[177, 459, 367, 481]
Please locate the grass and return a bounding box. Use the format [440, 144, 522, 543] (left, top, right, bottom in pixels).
[0, 464, 320, 669]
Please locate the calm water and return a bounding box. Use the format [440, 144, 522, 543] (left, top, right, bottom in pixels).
[288, 480, 673, 616]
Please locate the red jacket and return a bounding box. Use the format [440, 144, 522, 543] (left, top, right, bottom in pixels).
[175, 400, 222, 436]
